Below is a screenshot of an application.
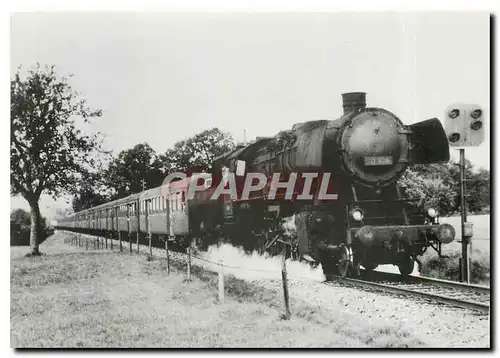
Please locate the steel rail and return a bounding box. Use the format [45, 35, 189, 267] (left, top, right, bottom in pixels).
[329, 275, 490, 314]
[363, 270, 490, 295]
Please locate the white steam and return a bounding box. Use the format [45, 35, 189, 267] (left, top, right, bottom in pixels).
[192, 243, 325, 282]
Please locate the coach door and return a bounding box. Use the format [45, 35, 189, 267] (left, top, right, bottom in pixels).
[169, 190, 189, 236]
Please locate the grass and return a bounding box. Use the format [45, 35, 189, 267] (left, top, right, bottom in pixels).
[418, 214, 490, 285]
[419, 249, 490, 285]
[11, 233, 430, 348]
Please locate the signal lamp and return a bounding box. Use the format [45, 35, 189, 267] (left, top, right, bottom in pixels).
[471, 109, 482, 119]
[470, 121, 483, 130]
[448, 133, 460, 142]
[448, 109, 460, 118]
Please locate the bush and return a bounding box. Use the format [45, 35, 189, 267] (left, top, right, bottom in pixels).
[419, 250, 490, 285]
[10, 209, 52, 246]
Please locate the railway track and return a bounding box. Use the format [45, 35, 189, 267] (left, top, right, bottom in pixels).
[65, 231, 491, 314]
[326, 270, 490, 314]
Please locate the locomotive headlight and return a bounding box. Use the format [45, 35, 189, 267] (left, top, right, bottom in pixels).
[427, 208, 438, 218]
[351, 208, 364, 221]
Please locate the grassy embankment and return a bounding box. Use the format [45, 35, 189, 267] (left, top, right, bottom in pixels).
[11, 233, 429, 348]
[419, 215, 490, 285]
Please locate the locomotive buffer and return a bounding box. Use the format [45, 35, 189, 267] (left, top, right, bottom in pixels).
[444, 104, 486, 283]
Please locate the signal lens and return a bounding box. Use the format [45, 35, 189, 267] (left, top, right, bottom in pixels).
[471, 109, 482, 119]
[470, 121, 483, 130]
[448, 133, 460, 142]
[449, 109, 460, 118]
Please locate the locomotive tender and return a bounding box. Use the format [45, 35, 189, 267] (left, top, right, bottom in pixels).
[57, 92, 456, 277]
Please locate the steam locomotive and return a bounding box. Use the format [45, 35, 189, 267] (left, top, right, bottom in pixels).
[57, 92, 456, 277]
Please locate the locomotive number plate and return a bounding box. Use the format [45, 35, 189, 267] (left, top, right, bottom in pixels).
[364, 156, 393, 166]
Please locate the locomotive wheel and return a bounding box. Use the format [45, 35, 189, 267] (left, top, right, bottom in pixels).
[337, 246, 353, 278]
[397, 255, 415, 277]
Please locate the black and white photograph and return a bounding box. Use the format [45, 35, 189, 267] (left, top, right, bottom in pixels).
[8, 6, 492, 349]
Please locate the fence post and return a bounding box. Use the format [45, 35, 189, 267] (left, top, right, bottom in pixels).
[165, 238, 170, 275]
[129, 231, 132, 254]
[218, 260, 224, 304]
[110, 211, 114, 250]
[187, 246, 191, 281]
[281, 246, 291, 320]
[117, 207, 122, 252]
[146, 199, 152, 259]
[86, 236, 88, 250]
[126, 205, 132, 254]
[136, 232, 140, 254]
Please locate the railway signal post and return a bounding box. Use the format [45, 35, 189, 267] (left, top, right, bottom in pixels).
[444, 104, 485, 283]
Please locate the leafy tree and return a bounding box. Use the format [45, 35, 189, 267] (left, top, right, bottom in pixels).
[11, 64, 103, 255]
[72, 172, 109, 212]
[399, 160, 490, 216]
[466, 168, 490, 213]
[398, 168, 456, 215]
[104, 143, 164, 199]
[161, 128, 235, 173]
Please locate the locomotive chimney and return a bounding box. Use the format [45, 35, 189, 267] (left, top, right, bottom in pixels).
[342, 92, 366, 114]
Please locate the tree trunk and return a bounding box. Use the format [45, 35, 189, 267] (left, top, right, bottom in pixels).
[28, 198, 42, 255]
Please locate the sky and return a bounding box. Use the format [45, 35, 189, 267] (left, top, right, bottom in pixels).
[10, 12, 491, 219]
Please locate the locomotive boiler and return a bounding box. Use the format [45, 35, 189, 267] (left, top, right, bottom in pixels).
[195, 92, 456, 276]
